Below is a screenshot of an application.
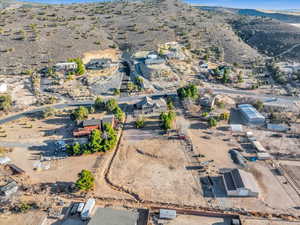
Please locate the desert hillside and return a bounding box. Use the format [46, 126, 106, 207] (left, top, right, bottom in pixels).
[0, 0, 263, 75]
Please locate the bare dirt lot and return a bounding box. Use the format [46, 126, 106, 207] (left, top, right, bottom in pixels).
[248, 125, 300, 155]
[188, 120, 237, 171]
[186, 119, 299, 212]
[110, 137, 205, 205]
[163, 214, 231, 225]
[243, 218, 300, 225]
[108, 116, 206, 205]
[0, 210, 46, 225]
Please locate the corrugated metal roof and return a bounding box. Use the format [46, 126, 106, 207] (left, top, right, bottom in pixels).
[83, 119, 101, 127]
[238, 104, 265, 120]
[159, 209, 176, 219]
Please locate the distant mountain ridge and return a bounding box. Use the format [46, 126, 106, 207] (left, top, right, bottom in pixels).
[198, 6, 300, 23]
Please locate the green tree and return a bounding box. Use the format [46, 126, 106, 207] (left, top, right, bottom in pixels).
[0, 95, 12, 111]
[94, 96, 105, 110]
[113, 88, 120, 96]
[72, 142, 82, 156]
[177, 84, 198, 100]
[253, 100, 264, 112]
[219, 112, 230, 121]
[160, 111, 176, 130]
[72, 106, 89, 121]
[100, 123, 117, 152]
[114, 106, 124, 121]
[208, 117, 217, 127]
[221, 72, 230, 84]
[135, 116, 145, 128]
[68, 57, 85, 75]
[75, 169, 95, 191]
[42, 107, 56, 118]
[106, 99, 118, 112]
[89, 129, 102, 153]
[237, 71, 243, 83]
[167, 98, 174, 110]
[19, 202, 32, 213]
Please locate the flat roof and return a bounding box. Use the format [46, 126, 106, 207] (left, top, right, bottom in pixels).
[88, 208, 138, 225]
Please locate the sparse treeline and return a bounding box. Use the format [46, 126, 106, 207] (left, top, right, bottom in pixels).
[67, 123, 117, 155]
[177, 84, 198, 100]
[160, 111, 176, 130]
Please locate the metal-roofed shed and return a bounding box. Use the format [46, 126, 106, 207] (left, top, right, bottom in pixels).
[238, 104, 265, 126]
[159, 209, 176, 219]
[251, 140, 266, 152]
[230, 124, 243, 132]
[83, 119, 101, 128]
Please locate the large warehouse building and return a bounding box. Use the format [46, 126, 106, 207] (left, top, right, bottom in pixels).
[222, 168, 259, 197]
[88, 208, 139, 225]
[238, 104, 265, 126]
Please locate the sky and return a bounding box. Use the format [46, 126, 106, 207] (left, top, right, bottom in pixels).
[188, 0, 300, 10]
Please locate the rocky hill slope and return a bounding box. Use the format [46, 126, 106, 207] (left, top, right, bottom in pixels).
[0, 0, 263, 75]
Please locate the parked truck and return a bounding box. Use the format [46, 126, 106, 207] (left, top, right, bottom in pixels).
[80, 198, 95, 220]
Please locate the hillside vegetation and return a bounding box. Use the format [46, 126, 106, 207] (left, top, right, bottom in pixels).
[199, 6, 300, 61]
[0, 0, 262, 75]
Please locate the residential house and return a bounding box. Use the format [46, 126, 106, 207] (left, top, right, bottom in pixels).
[54, 62, 77, 72]
[73, 116, 115, 137]
[86, 58, 112, 70]
[136, 96, 167, 114]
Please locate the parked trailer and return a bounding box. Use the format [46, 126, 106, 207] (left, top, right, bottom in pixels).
[81, 198, 95, 220]
[70, 203, 79, 215]
[77, 202, 85, 213]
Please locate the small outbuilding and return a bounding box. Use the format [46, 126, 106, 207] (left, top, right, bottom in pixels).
[230, 124, 243, 132]
[257, 152, 272, 160]
[159, 209, 176, 220]
[251, 140, 266, 152]
[0, 156, 11, 165]
[0, 181, 18, 197]
[267, 123, 289, 132]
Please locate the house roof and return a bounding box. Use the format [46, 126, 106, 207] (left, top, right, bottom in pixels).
[0, 181, 17, 193]
[88, 208, 138, 225]
[83, 119, 101, 127]
[238, 104, 265, 120]
[137, 97, 167, 109]
[88, 58, 112, 64]
[102, 115, 114, 125]
[223, 169, 259, 194]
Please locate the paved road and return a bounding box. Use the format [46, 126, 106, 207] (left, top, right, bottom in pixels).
[0, 87, 298, 125]
[277, 44, 300, 57]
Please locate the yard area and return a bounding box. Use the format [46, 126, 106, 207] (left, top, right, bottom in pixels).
[108, 115, 206, 205]
[0, 111, 100, 184]
[163, 214, 231, 225]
